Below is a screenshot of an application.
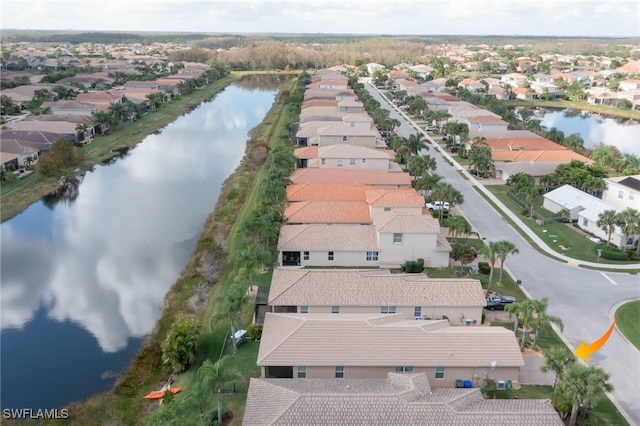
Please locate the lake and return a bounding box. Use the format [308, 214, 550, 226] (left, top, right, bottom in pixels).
[537, 108, 640, 156]
[0, 75, 284, 410]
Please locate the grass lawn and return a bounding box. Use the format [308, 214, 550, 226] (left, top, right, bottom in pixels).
[484, 185, 640, 266]
[615, 300, 640, 351]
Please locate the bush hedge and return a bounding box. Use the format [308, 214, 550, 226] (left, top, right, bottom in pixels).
[595, 244, 630, 261]
[478, 261, 491, 274]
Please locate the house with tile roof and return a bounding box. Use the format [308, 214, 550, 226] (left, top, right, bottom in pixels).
[46, 100, 97, 116]
[289, 168, 412, 187]
[465, 115, 509, 134]
[243, 373, 563, 426]
[365, 188, 425, 214]
[294, 122, 382, 148]
[257, 313, 525, 388]
[277, 209, 449, 268]
[602, 175, 640, 211]
[458, 78, 485, 92]
[294, 145, 398, 171]
[283, 200, 372, 225]
[543, 185, 631, 248]
[267, 269, 486, 324]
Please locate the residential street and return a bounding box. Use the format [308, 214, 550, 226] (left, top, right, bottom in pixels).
[363, 81, 640, 424]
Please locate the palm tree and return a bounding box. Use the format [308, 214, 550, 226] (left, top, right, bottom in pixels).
[405, 132, 429, 156]
[495, 240, 519, 285]
[444, 215, 471, 241]
[107, 102, 129, 125]
[517, 185, 539, 217]
[545, 127, 565, 145]
[504, 299, 536, 351]
[540, 345, 576, 388]
[597, 209, 619, 247]
[557, 363, 613, 426]
[430, 182, 464, 221]
[530, 298, 563, 348]
[415, 172, 442, 200]
[408, 154, 437, 184]
[616, 208, 640, 253]
[75, 122, 89, 144]
[480, 240, 500, 298]
[92, 111, 113, 135]
[23, 155, 35, 170]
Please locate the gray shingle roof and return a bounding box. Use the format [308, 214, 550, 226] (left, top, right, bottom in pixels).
[243, 373, 563, 425]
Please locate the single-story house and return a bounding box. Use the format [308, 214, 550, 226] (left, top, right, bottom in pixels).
[257, 313, 525, 388]
[243, 373, 563, 426]
[267, 269, 486, 325]
[542, 185, 629, 247]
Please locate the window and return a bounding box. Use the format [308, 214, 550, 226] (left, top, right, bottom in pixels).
[414, 306, 422, 318]
[297, 366, 307, 379]
[321, 158, 326, 165]
[335, 366, 344, 378]
[350, 122, 355, 127]
[395, 366, 413, 373]
[350, 158, 356, 166]
[435, 366, 445, 379]
[583, 218, 588, 227]
[630, 192, 636, 201]
[383, 207, 391, 212]
[366, 251, 379, 261]
[319, 135, 324, 142]
[304, 251, 310, 261]
[342, 136, 348, 142]
[618, 190, 624, 199]
[328, 251, 334, 261]
[337, 160, 343, 167]
[331, 305, 339, 314]
[300, 305, 308, 314]
[332, 137, 339, 144]
[381, 306, 396, 314]
[393, 233, 403, 244]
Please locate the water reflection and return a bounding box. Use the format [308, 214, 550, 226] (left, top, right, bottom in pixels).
[538, 109, 640, 155]
[1, 79, 278, 409]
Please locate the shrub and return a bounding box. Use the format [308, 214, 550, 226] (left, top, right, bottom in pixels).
[416, 258, 425, 270]
[478, 262, 491, 274]
[247, 323, 263, 340]
[601, 250, 629, 261]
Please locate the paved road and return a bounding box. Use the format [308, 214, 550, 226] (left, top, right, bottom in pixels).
[362, 80, 640, 424]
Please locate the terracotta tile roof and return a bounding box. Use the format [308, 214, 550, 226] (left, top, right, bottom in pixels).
[366, 188, 424, 207]
[301, 101, 339, 110]
[277, 224, 379, 251]
[492, 149, 593, 163]
[373, 212, 441, 233]
[286, 183, 369, 201]
[293, 146, 318, 159]
[289, 169, 411, 186]
[284, 201, 371, 224]
[257, 313, 525, 368]
[268, 269, 486, 307]
[244, 374, 563, 426]
[7, 120, 77, 134]
[483, 137, 560, 150]
[76, 91, 123, 102]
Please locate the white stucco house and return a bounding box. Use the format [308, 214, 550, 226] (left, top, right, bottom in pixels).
[542, 185, 630, 248]
[602, 175, 640, 211]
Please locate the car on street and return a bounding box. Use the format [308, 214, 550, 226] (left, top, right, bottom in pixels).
[485, 295, 517, 311]
[424, 125, 437, 131]
[425, 201, 449, 211]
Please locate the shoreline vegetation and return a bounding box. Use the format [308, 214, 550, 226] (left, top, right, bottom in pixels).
[9, 73, 301, 426]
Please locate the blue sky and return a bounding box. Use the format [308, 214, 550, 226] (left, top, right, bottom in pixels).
[2, 0, 639, 37]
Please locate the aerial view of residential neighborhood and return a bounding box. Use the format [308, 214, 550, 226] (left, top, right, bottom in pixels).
[1, 1, 640, 425]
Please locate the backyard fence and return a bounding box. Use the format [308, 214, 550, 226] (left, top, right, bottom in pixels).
[506, 191, 565, 225]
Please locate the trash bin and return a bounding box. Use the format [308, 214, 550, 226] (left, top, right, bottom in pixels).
[464, 380, 472, 388]
[455, 380, 464, 388]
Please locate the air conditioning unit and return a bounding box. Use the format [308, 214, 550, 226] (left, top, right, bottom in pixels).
[423, 316, 432, 320]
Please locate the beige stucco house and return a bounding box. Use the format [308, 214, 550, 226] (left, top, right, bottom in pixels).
[267, 269, 486, 325]
[257, 313, 525, 389]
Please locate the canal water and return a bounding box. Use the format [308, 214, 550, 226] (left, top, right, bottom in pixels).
[0, 75, 285, 410]
[536, 108, 640, 156]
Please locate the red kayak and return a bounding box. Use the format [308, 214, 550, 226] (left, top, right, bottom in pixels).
[143, 387, 181, 400]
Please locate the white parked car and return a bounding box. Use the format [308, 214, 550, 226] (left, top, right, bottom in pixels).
[424, 125, 437, 131]
[425, 201, 449, 211]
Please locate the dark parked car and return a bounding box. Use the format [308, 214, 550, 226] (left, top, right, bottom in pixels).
[485, 295, 517, 311]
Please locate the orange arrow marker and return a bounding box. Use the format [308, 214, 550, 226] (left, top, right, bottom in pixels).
[574, 318, 617, 362]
